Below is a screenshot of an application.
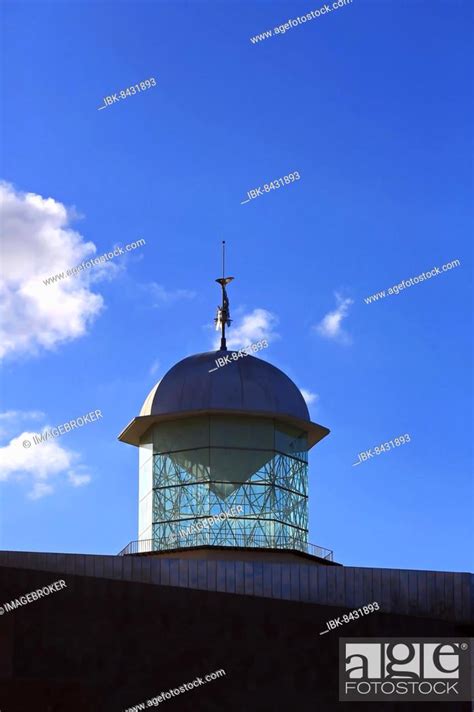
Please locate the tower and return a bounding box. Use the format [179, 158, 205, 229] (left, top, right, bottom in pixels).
[118, 255, 332, 561]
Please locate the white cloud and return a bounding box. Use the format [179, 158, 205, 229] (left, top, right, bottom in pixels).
[0, 182, 104, 361]
[147, 283, 196, 306]
[87, 253, 123, 284]
[0, 422, 91, 499]
[300, 389, 319, 406]
[0, 409, 46, 439]
[315, 292, 353, 344]
[213, 308, 279, 350]
[149, 359, 161, 377]
[67, 470, 92, 487]
[0, 410, 44, 421]
[29, 482, 54, 500]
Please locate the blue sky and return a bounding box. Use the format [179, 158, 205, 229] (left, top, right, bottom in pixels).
[1, 0, 472, 573]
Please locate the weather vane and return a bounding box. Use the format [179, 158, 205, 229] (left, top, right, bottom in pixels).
[214, 240, 234, 351]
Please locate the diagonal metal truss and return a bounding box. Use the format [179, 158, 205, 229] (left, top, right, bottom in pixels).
[152, 450, 309, 551]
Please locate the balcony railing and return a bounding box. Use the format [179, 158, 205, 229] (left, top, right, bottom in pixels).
[117, 532, 333, 561]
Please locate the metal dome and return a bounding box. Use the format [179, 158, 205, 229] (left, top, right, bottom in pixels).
[118, 350, 329, 448]
[140, 350, 310, 419]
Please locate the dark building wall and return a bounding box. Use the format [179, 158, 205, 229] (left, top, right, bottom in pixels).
[0, 550, 472, 623]
[0, 564, 472, 712]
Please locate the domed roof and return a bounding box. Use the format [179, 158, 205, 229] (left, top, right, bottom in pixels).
[118, 350, 329, 448]
[140, 350, 310, 421]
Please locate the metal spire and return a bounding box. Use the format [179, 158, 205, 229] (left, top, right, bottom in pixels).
[214, 240, 234, 351]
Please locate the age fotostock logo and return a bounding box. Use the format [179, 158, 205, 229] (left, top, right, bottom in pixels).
[339, 638, 472, 702]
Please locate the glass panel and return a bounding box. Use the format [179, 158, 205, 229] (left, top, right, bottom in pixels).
[153, 448, 211, 488]
[210, 415, 274, 449]
[151, 450, 309, 552]
[209, 447, 274, 497]
[153, 417, 209, 453]
[275, 423, 308, 458]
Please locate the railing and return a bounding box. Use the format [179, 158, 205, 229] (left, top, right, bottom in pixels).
[117, 532, 333, 561]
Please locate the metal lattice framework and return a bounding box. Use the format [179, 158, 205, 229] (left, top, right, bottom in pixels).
[152, 449, 308, 551]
